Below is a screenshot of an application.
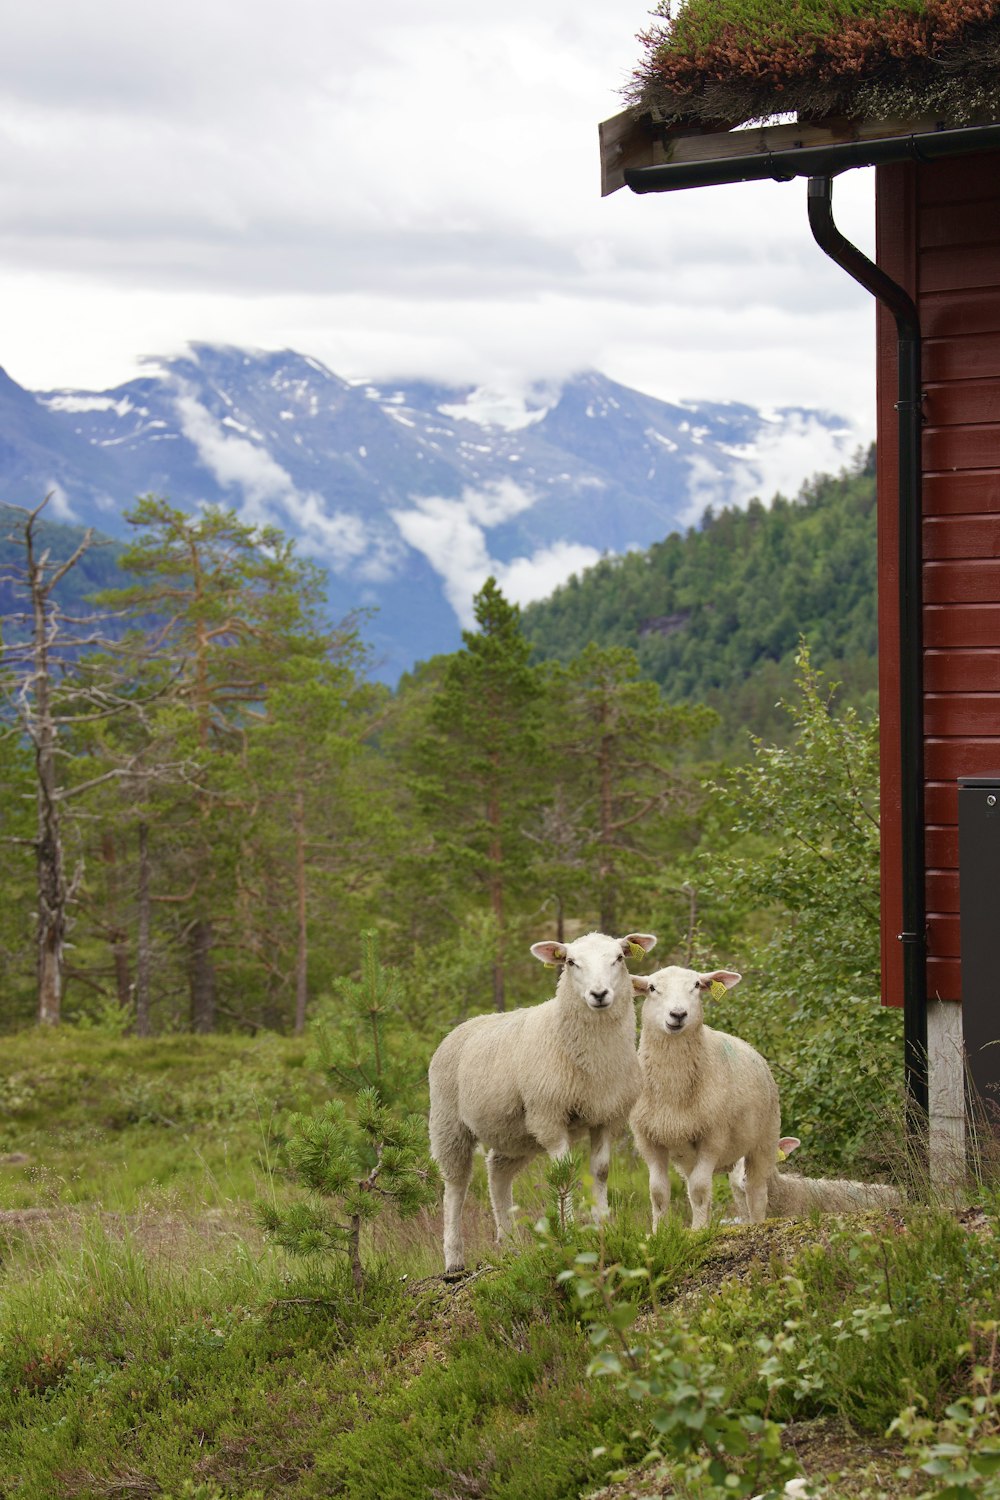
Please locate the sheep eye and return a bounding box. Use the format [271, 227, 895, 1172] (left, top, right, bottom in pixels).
[614, 954, 623, 964]
[648, 985, 656, 995]
[565, 957, 576, 968]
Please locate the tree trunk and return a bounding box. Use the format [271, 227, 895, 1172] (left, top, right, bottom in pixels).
[101, 831, 133, 1013]
[349, 1213, 364, 1295]
[598, 720, 616, 935]
[135, 822, 152, 1037]
[488, 811, 505, 1011]
[293, 785, 309, 1036]
[189, 918, 216, 1033]
[36, 811, 65, 1027]
[32, 560, 65, 1027]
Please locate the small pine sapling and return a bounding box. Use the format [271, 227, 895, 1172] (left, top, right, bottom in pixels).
[312, 928, 417, 1107]
[544, 1151, 582, 1240]
[259, 1086, 439, 1295]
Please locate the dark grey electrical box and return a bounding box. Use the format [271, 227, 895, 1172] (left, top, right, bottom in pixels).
[958, 775, 1000, 1131]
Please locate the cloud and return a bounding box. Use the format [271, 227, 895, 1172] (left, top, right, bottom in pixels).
[0, 0, 879, 438]
[173, 386, 398, 575]
[682, 411, 867, 523]
[495, 541, 603, 608]
[43, 481, 77, 523]
[390, 479, 599, 627]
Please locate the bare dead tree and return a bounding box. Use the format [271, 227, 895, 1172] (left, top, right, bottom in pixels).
[0, 497, 184, 1025]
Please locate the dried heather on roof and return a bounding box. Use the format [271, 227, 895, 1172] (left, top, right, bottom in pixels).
[630, 0, 1000, 127]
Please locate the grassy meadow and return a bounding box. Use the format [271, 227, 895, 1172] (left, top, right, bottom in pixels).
[1, 1028, 998, 1500]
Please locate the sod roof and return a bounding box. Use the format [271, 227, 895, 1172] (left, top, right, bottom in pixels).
[630, 0, 1000, 129]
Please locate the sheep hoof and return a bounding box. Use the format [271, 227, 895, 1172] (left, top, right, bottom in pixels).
[442, 1263, 466, 1281]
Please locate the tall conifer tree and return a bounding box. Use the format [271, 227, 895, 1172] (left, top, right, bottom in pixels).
[420, 578, 541, 1010]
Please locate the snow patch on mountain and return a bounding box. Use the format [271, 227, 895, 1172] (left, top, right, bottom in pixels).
[3, 346, 867, 678]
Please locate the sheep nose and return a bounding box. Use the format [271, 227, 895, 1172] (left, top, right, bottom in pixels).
[669, 1008, 687, 1022]
[590, 988, 610, 1004]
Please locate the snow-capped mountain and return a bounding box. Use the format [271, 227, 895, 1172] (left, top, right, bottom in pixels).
[1, 345, 859, 678]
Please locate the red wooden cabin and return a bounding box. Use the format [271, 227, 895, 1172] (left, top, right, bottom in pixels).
[598, 0, 1000, 1155]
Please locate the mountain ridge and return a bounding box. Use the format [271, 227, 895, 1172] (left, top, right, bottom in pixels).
[0, 344, 860, 677]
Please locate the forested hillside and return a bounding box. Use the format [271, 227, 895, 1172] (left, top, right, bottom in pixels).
[523, 450, 878, 735]
[2, 464, 884, 1096]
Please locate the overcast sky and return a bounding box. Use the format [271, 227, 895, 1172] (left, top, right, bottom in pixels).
[0, 0, 877, 442]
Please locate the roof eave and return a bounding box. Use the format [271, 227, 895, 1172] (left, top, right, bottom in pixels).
[599, 110, 1000, 196]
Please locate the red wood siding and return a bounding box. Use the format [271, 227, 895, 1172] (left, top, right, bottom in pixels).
[876, 158, 1000, 1006]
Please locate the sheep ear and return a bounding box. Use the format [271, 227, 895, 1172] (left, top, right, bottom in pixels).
[778, 1136, 801, 1159]
[702, 969, 741, 991]
[621, 932, 657, 957]
[631, 975, 651, 995]
[530, 941, 566, 966]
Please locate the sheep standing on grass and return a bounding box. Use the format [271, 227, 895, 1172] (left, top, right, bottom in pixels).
[428, 930, 657, 1274]
[729, 1136, 903, 1220]
[630, 966, 779, 1230]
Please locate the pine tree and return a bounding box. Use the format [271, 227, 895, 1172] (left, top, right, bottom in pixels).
[98, 497, 344, 1032]
[259, 1087, 438, 1295]
[417, 578, 543, 1009]
[543, 644, 716, 932]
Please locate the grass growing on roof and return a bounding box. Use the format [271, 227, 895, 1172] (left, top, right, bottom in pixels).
[630, 0, 1000, 126]
[651, 0, 930, 55]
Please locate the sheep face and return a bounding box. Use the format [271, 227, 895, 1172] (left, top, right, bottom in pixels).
[530, 930, 657, 1012]
[632, 965, 741, 1036]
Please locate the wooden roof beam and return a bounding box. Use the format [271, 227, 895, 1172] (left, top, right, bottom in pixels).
[599, 109, 1000, 196]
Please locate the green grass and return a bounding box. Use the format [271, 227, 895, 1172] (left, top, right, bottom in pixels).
[2, 1026, 999, 1499]
[658, 0, 930, 55]
[0, 1029, 324, 1211]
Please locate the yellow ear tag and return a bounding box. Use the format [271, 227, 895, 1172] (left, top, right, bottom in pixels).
[708, 980, 728, 1002]
[776, 1148, 788, 1163]
[627, 941, 646, 960]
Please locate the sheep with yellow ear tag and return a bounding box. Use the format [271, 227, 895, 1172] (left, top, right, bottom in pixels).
[629, 964, 781, 1230]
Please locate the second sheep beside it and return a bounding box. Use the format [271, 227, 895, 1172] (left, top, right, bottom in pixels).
[630, 965, 779, 1229]
[729, 1136, 903, 1219]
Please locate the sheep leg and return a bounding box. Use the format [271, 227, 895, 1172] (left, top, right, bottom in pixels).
[741, 1156, 770, 1223]
[486, 1150, 533, 1244]
[588, 1125, 612, 1223]
[431, 1120, 476, 1274]
[728, 1158, 750, 1221]
[441, 1167, 473, 1274]
[644, 1142, 672, 1231]
[685, 1154, 717, 1230]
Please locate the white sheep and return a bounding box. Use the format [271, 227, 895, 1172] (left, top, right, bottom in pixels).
[630, 966, 779, 1230]
[729, 1136, 903, 1220]
[428, 929, 657, 1273]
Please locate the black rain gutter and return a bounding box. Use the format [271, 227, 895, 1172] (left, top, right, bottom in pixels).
[622, 119, 972, 1124]
[623, 120, 1000, 194]
[806, 176, 928, 1123]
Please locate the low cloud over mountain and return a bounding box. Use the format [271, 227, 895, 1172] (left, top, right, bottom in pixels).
[1, 344, 861, 677]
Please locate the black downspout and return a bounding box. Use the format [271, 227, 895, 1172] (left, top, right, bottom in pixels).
[806, 174, 928, 1124]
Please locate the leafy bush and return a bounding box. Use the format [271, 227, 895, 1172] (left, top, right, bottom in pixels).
[696, 646, 902, 1173]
